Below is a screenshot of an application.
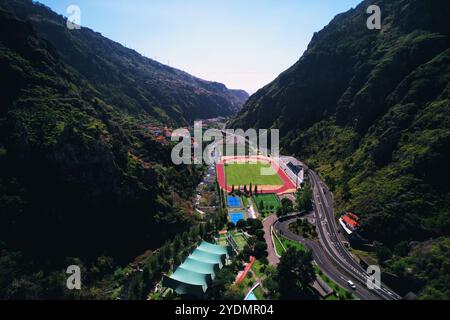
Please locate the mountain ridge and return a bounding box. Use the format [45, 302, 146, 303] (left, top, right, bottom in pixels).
[0, 0, 232, 299]
[0, 0, 248, 125]
[231, 0, 450, 298]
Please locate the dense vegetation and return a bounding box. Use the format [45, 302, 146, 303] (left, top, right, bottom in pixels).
[264, 248, 317, 300]
[0, 0, 248, 125]
[128, 211, 228, 300]
[0, 1, 247, 299]
[295, 182, 313, 212]
[231, 0, 450, 298]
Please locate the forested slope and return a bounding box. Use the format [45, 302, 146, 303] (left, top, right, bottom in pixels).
[231, 0, 450, 298]
[0, 1, 237, 299]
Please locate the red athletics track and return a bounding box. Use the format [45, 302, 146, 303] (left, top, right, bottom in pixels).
[216, 156, 296, 195]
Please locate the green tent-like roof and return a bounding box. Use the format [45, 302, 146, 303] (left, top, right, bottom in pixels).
[198, 241, 230, 258]
[162, 241, 230, 298]
[180, 257, 218, 279]
[170, 267, 209, 287]
[190, 249, 224, 267]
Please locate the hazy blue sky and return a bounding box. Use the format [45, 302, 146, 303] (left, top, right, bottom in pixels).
[39, 0, 361, 93]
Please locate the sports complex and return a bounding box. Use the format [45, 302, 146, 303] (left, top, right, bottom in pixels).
[216, 155, 300, 226]
[217, 155, 297, 195]
[160, 154, 305, 299]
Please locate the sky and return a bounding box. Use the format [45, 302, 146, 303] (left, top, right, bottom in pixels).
[39, 0, 361, 93]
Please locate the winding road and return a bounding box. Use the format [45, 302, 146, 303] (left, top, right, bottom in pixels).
[263, 215, 280, 266]
[274, 216, 379, 300]
[308, 169, 401, 300]
[215, 129, 401, 300]
[269, 165, 402, 300]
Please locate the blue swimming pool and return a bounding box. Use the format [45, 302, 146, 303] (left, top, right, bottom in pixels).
[228, 196, 241, 208]
[245, 292, 258, 300]
[230, 212, 245, 225]
[244, 283, 261, 300]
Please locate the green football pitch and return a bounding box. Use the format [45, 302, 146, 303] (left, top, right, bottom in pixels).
[224, 161, 284, 186]
[254, 194, 281, 211]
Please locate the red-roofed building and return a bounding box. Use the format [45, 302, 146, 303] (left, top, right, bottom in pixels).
[339, 212, 361, 236]
[343, 215, 360, 229]
[346, 212, 360, 222]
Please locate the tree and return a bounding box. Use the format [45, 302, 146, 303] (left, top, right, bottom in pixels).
[255, 229, 265, 241]
[182, 231, 189, 246]
[148, 256, 160, 276]
[128, 274, 144, 300]
[249, 183, 253, 195]
[173, 254, 182, 268]
[199, 223, 206, 238]
[263, 266, 280, 300]
[277, 248, 315, 300]
[157, 251, 165, 266]
[91, 256, 114, 279]
[247, 236, 257, 247]
[223, 284, 245, 300]
[189, 226, 199, 241]
[277, 206, 285, 217]
[236, 219, 247, 230]
[205, 220, 213, 234]
[244, 185, 248, 194]
[180, 249, 189, 262]
[162, 243, 173, 261]
[247, 219, 263, 234]
[227, 222, 236, 230]
[210, 268, 235, 300]
[259, 256, 269, 266]
[342, 182, 351, 202]
[215, 214, 225, 230]
[242, 245, 253, 261]
[254, 185, 258, 194]
[281, 198, 294, 213]
[254, 241, 268, 259]
[296, 182, 312, 211]
[394, 241, 410, 257]
[142, 265, 153, 294]
[173, 234, 183, 253]
[376, 246, 393, 262]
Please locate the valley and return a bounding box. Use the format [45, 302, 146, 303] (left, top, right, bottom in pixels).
[0, 0, 449, 302]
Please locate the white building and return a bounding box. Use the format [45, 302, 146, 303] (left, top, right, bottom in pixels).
[280, 156, 305, 189]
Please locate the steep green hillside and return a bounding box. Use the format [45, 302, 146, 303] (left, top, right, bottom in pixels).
[0, 3, 216, 299]
[0, 0, 248, 125]
[231, 0, 450, 298]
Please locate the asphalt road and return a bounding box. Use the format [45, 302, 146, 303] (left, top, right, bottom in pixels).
[212, 130, 401, 300]
[263, 215, 281, 267]
[274, 217, 379, 300]
[307, 169, 401, 300]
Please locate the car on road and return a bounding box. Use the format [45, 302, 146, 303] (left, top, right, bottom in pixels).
[347, 280, 357, 290]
